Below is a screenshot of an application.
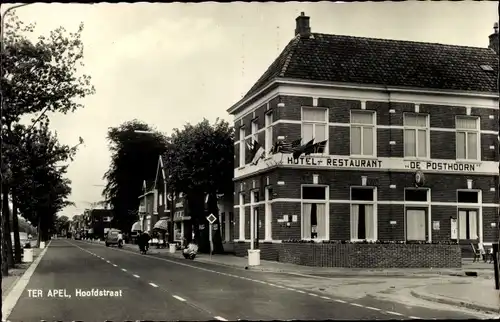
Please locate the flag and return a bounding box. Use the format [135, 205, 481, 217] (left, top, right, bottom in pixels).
[293, 139, 315, 159]
[251, 141, 266, 165]
[269, 138, 301, 155]
[305, 140, 328, 155]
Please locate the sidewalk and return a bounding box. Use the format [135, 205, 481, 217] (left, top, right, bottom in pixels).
[1, 248, 42, 301]
[410, 279, 499, 314]
[86, 239, 495, 278]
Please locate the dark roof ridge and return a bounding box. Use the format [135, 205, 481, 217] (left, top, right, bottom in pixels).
[312, 32, 493, 52]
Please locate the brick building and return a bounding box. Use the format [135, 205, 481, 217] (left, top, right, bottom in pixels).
[227, 13, 499, 267]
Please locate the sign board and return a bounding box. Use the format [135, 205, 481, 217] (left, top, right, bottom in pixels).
[432, 221, 440, 231]
[207, 214, 217, 225]
[451, 219, 458, 239]
[234, 153, 498, 179]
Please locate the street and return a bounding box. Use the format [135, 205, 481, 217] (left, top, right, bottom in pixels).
[4, 239, 490, 321]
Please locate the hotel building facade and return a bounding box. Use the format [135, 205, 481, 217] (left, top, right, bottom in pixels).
[227, 13, 499, 264]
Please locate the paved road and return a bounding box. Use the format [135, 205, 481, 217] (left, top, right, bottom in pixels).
[5, 239, 487, 321]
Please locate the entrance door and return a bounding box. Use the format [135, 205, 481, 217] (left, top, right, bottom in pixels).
[406, 208, 427, 241]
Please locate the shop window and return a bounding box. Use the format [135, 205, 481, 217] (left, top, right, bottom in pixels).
[264, 187, 272, 240]
[458, 210, 479, 240]
[239, 193, 245, 240]
[350, 187, 376, 241]
[301, 186, 328, 240]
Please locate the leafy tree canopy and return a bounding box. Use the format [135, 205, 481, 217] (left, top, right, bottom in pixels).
[102, 119, 168, 230]
[1, 14, 95, 126]
[165, 118, 234, 198]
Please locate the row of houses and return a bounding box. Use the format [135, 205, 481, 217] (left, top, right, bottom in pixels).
[70, 209, 114, 239]
[133, 13, 499, 267]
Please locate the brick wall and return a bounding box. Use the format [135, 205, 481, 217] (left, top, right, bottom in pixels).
[234, 168, 498, 243]
[234, 241, 461, 268]
[234, 95, 498, 162]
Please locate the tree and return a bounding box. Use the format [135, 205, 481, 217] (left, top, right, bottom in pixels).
[165, 118, 234, 254]
[54, 215, 70, 235]
[0, 14, 93, 274]
[102, 120, 168, 232]
[3, 121, 79, 271]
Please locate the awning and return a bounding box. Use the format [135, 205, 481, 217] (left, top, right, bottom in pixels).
[153, 219, 169, 231]
[131, 222, 141, 232]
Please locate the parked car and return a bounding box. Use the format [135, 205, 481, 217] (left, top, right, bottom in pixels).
[74, 232, 82, 240]
[105, 229, 122, 247]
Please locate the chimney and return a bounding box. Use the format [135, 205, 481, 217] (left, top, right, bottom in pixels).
[488, 22, 499, 54]
[295, 12, 311, 38]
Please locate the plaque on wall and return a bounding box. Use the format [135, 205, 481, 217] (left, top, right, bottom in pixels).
[432, 221, 440, 231]
[450, 219, 457, 239]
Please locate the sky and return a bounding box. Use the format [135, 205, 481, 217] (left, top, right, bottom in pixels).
[5, 1, 498, 219]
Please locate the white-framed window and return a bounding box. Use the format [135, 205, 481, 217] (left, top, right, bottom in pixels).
[404, 113, 429, 158]
[350, 110, 376, 157]
[239, 193, 245, 240]
[265, 112, 273, 153]
[301, 185, 328, 240]
[239, 127, 245, 167]
[456, 116, 480, 161]
[301, 107, 328, 153]
[250, 190, 259, 245]
[350, 187, 377, 241]
[264, 187, 272, 240]
[404, 188, 429, 241]
[457, 190, 480, 240]
[251, 120, 258, 142]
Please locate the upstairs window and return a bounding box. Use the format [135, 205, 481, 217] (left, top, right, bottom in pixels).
[265, 113, 273, 153]
[302, 108, 328, 152]
[251, 120, 258, 142]
[350, 110, 375, 157]
[239, 127, 245, 167]
[404, 113, 429, 158]
[456, 116, 479, 161]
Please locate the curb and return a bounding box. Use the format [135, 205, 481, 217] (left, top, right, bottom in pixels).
[1, 249, 43, 300]
[410, 289, 500, 315]
[80, 240, 493, 278]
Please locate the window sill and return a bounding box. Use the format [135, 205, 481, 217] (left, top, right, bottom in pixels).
[403, 157, 431, 162]
[349, 155, 377, 160]
[237, 166, 246, 170]
[455, 159, 481, 164]
[301, 238, 329, 243]
[350, 239, 377, 242]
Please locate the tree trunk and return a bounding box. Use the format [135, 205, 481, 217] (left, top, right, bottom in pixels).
[187, 193, 210, 253]
[2, 186, 14, 268]
[37, 214, 42, 247]
[12, 195, 21, 264]
[1, 190, 8, 277]
[208, 192, 225, 254]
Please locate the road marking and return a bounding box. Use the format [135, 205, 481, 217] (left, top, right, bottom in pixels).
[214, 316, 227, 321]
[173, 295, 186, 302]
[121, 268, 127, 272]
[106, 260, 111, 263]
[386, 311, 404, 316]
[3, 241, 52, 321]
[133, 274, 140, 278]
[112, 264, 118, 267]
[365, 306, 381, 311]
[76, 240, 430, 319]
[409, 316, 421, 319]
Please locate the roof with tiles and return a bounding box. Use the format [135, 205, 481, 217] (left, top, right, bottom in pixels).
[241, 13, 498, 103]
